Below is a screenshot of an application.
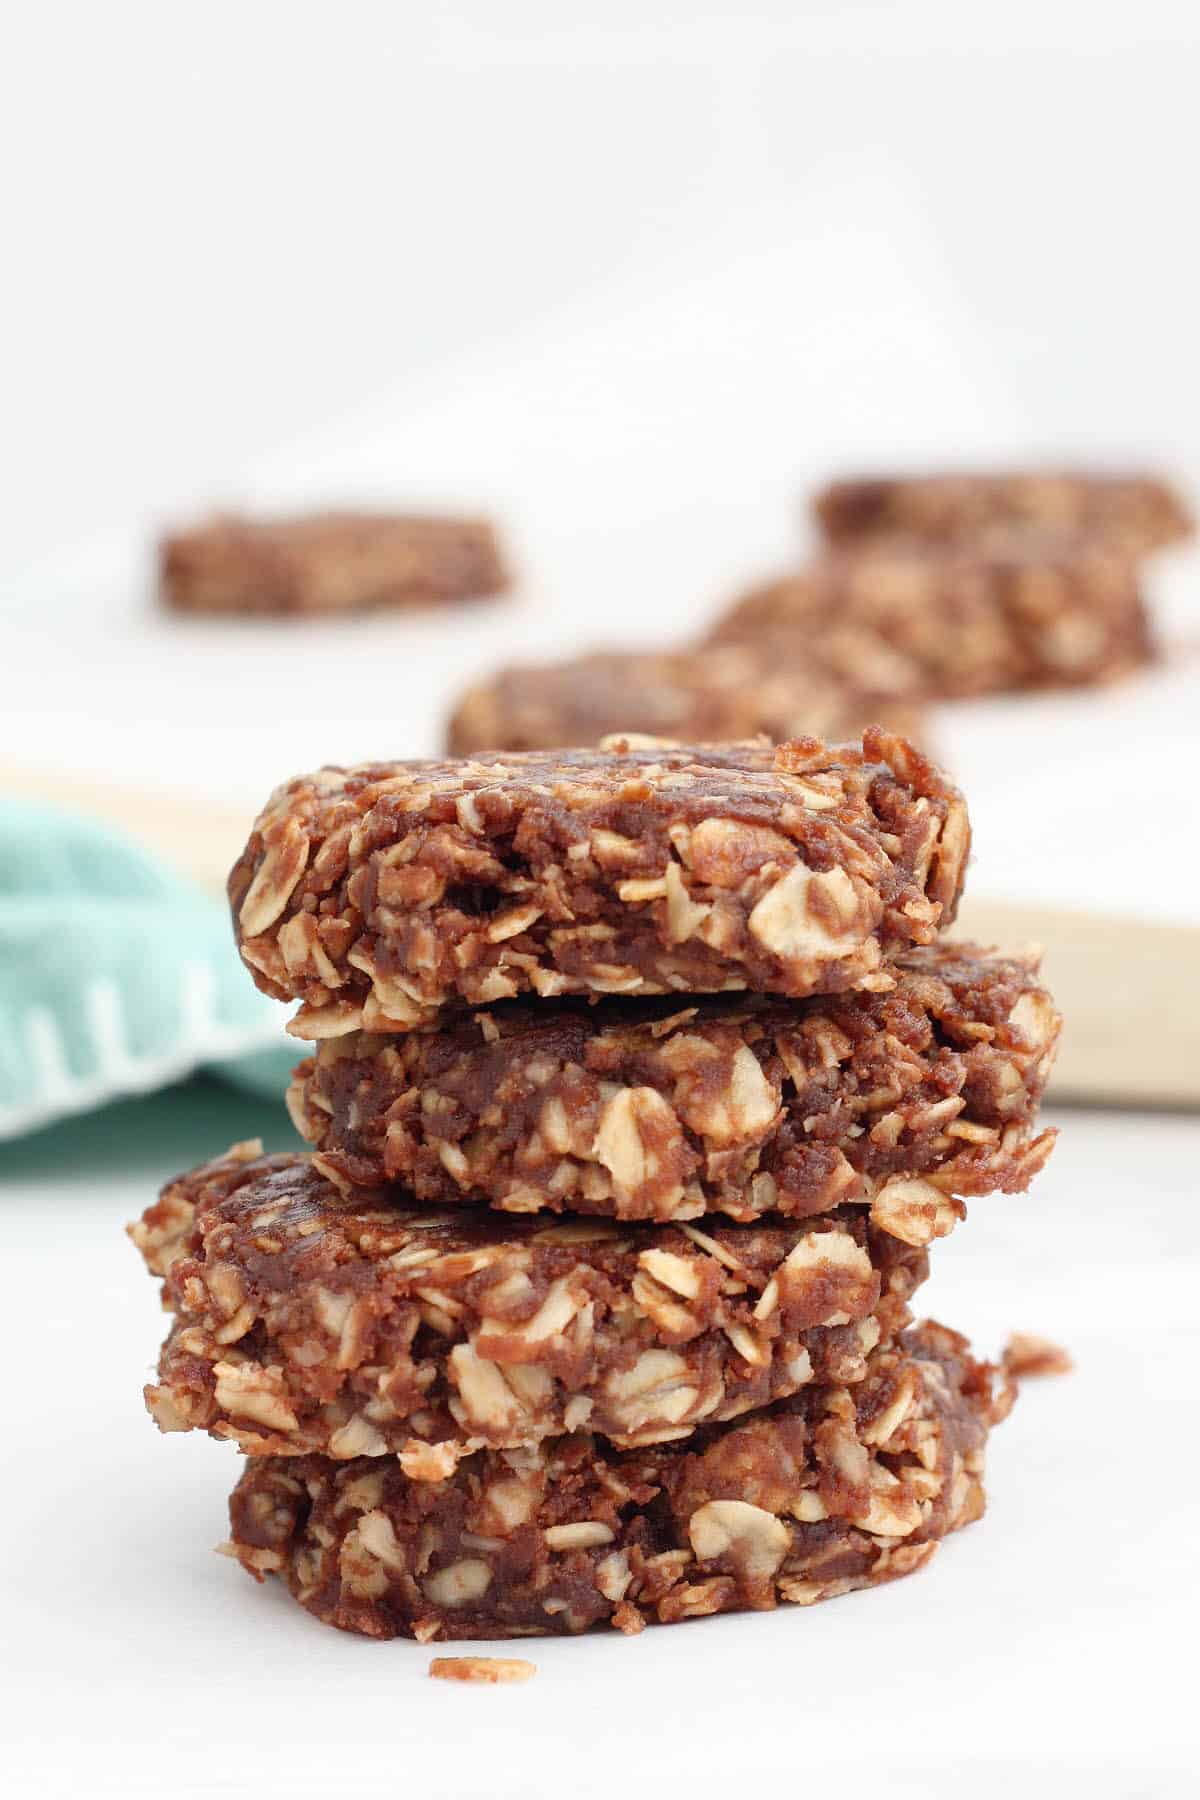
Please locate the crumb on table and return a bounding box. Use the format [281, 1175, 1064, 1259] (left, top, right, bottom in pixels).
[1003, 1331, 1073, 1378]
[429, 1657, 537, 1684]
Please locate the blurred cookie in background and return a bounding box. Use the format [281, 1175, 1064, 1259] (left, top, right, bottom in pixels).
[709, 533, 1155, 699]
[813, 469, 1193, 557]
[160, 509, 510, 616]
[445, 642, 922, 754]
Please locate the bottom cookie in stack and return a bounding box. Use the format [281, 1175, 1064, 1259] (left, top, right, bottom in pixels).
[225, 1320, 1013, 1641]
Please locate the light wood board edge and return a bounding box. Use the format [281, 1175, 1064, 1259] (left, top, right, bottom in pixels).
[952, 897, 1200, 1109]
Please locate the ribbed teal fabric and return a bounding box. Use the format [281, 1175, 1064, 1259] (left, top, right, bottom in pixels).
[0, 800, 294, 1139]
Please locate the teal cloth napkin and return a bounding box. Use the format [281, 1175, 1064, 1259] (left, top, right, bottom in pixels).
[0, 800, 295, 1140]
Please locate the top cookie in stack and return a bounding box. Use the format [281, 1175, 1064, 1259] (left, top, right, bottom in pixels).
[229, 730, 968, 1037]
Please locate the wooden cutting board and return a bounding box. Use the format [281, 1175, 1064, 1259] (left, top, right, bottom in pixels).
[951, 897, 1199, 1108]
[6, 762, 1197, 1108]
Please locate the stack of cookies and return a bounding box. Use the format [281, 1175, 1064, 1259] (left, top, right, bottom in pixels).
[130, 729, 1060, 1642]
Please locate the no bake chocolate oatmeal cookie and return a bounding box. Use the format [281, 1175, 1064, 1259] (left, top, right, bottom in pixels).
[160, 511, 509, 616]
[288, 944, 1059, 1223]
[813, 470, 1193, 555]
[710, 535, 1156, 697]
[445, 645, 921, 756]
[132, 1145, 927, 1465]
[229, 731, 969, 1035]
[225, 1320, 1012, 1640]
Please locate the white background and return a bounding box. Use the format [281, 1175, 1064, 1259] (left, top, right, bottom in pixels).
[2, 3, 1199, 1794]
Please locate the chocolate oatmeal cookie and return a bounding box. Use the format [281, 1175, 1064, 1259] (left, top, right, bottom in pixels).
[132, 1144, 928, 1465]
[225, 1320, 1011, 1639]
[229, 732, 968, 1035]
[711, 536, 1156, 697]
[288, 944, 1058, 1224]
[160, 511, 508, 616]
[813, 470, 1192, 555]
[445, 645, 921, 755]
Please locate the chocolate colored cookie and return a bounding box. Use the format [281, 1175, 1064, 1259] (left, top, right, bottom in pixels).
[288, 944, 1058, 1225]
[131, 1144, 927, 1465]
[445, 645, 921, 755]
[229, 731, 969, 1036]
[225, 1320, 1011, 1640]
[160, 511, 508, 615]
[711, 536, 1156, 698]
[813, 470, 1192, 555]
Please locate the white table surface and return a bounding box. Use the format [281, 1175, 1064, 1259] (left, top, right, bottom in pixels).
[2, 1084, 1197, 1799]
